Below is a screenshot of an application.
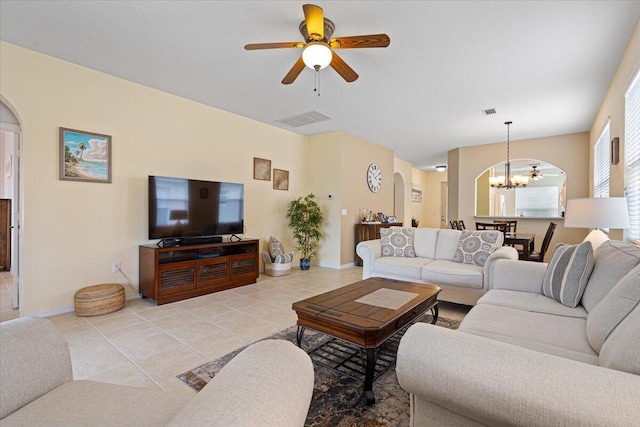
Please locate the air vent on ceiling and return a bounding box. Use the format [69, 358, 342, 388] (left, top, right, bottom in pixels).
[276, 111, 332, 127]
[482, 108, 497, 115]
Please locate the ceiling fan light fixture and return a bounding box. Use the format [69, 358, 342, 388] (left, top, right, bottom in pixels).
[302, 42, 332, 70]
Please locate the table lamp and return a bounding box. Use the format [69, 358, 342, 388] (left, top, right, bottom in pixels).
[564, 197, 630, 248]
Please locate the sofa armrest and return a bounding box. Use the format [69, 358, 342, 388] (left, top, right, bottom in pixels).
[0, 317, 73, 419]
[488, 258, 548, 293]
[167, 339, 314, 427]
[482, 246, 519, 288]
[356, 240, 382, 279]
[397, 323, 640, 426]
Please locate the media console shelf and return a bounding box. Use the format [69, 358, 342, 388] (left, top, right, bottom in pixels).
[139, 239, 259, 305]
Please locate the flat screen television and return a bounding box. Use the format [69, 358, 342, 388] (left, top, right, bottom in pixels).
[148, 176, 244, 240]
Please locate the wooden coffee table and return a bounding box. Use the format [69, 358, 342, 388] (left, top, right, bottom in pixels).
[292, 277, 441, 405]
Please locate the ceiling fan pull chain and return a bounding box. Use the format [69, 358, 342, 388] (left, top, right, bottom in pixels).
[314, 64, 320, 96]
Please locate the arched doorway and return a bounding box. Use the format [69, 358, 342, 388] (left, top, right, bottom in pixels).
[1, 99, 22, 318]
[393, 172, 405, 224]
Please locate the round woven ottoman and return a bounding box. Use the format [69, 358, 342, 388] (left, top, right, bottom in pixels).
[74, 283, 125, 317]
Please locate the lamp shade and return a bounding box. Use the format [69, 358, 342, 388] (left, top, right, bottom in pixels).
[564, 197, 630, 229]
[302, 42, 332, 69]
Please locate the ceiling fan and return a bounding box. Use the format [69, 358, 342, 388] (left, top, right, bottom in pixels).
[244, 3, 390, 84]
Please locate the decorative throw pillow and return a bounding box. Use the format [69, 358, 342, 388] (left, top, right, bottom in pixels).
[542, 241, 594, 308]
[274, 251, 294, 264]
[453, 230, 501, 267]
[380, 227, 415, 257]
[269, 236, 285, 259]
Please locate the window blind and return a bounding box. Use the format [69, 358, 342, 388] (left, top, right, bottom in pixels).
[625, 71, 640, 243]
[594, 122, 610, 199]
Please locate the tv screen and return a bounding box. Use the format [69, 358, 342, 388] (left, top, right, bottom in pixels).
[148, 176, 244, 239]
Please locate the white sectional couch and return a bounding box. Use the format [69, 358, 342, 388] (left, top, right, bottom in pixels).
[356, 228, 518, 305]
[0, 317, 314, 427]
[396, 239, 640, 426]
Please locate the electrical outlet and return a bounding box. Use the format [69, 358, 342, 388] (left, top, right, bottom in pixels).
[112, 262, 121, 273]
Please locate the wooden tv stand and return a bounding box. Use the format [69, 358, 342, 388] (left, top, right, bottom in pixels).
[138, 239, 259, 305]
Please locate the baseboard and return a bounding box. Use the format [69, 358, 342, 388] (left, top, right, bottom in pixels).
[315, 261, 340, 270]
[26, 292, 142, 318]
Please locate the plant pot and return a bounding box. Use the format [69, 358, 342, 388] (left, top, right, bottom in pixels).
[300, 258, 311, 270]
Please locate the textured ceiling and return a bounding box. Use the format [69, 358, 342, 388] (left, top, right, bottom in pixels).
[1, 1, 639, 170]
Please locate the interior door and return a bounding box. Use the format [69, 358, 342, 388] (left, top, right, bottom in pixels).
[440, 182, 448, 229]
[0, 200, 9, 271]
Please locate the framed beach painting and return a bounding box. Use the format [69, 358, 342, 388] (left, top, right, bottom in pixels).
[59, 127, 112, 183]
[273, 169, 289, 191]
[253, 157, 271, 181]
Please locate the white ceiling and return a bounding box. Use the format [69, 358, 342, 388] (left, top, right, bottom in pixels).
[1, 1, 639, 170]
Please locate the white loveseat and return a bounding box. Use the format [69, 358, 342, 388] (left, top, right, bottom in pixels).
[396, 239, 640, 426]
[0, 317, 314, 427]
[356, 228, 518, 305]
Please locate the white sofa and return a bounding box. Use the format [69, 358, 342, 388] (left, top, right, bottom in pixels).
[356, 228, 518, 305]
[396, 239, 640, 426]
[0, 317, 314, 427]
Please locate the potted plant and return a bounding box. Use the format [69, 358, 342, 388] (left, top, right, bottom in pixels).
[286, 193, 324, 270]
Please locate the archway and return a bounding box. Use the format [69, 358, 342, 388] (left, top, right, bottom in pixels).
[393, 172, 405, 224]
[1, 99, 23, 316]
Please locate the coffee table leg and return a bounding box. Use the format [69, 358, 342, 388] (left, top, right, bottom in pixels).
[364, 348, 377, 405]
[431, 304, 439, 324]
[296, 326, 305, 347]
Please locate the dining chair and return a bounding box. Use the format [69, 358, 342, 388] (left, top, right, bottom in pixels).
[450, 220, 466, 230]
[494, 220, 517, 233]
[476, 222, 507, 233]
[525, 222, 557, 262]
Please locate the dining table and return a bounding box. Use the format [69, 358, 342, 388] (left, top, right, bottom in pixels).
[504, 232, 536, 260]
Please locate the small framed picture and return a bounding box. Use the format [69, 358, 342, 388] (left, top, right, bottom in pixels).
[59, 127, 112, 183]
[611, 137, 619, 165]
[378, 212, 388, 223]
[253, 157, 271, 181]
[387, 215, 397, 223]
[273, 169, 289, 191]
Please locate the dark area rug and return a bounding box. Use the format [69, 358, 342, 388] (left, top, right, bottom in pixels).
[178, 314, 459, 427]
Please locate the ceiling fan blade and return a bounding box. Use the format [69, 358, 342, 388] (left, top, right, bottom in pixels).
[303, 4, 324, 41]
[282, 57, 306, 85]
[244, 42, 304, 50]
[329, 34, 390, 49]
[330, 52, 358, 82]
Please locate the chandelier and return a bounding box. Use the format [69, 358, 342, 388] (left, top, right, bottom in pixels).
[489, 121, 529, 189]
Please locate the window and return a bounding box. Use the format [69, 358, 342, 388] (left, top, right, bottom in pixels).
[625, 71, 640, 243]
[515, 186, 560, 217]
[594, 122, 610, 199]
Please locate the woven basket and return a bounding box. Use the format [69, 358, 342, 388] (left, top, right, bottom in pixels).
[265, 262, 291, 277]
[74, 283, 125, 317]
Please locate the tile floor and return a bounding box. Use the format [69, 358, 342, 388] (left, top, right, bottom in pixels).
[0, 271, 18, 323]
[1, 267, 471, 396]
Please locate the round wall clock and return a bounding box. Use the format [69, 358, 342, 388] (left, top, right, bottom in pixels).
[367, 163, 382, 192]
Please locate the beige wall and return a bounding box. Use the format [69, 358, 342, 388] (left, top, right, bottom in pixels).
[1, 42, 309, 315]
[411, 169, 447, 228]
[338, 132, 395, 266]
[476, 169, 490, 216]
[308, 133, 342, 268]
[450, 132, 590, 259]
[306, 131, 397, 268]
[589, 21, 640, 241]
